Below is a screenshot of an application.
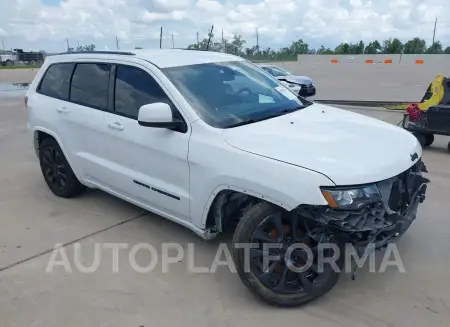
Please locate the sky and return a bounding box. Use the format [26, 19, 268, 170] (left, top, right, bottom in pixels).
[0, 0, 449, 52]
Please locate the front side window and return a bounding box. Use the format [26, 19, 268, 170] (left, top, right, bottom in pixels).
[70, 63, 110, 109]
[114, 65, 171, 119]
[163, 61, 310, 128]
[38, 63, 74, 100]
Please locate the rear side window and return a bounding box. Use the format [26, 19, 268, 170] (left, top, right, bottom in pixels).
[38, 63, 74, 100]
[70, 63, 110, 109]
[114, 65, 171, 119]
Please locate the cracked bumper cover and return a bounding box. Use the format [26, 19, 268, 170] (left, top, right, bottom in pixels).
[296, 160, 429, 250]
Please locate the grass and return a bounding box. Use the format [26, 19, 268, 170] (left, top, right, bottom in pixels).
[0, 65, 42, 70]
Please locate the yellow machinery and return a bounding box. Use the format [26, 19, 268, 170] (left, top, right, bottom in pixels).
[387, 74, 449, 110]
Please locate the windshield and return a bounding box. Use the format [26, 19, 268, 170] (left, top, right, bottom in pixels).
[162, 61, 310, 128]
[262, 66, 291, 77]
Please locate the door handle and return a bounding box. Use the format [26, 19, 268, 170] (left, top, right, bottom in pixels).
[56, 106, 69, 113]
[108, 122, 124, 131]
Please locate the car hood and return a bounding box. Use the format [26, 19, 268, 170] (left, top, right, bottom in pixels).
[222, 103, 422, 185]
[276, 75, 313, 85]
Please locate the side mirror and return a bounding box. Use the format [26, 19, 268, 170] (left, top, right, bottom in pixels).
[138, 102, 185, 132]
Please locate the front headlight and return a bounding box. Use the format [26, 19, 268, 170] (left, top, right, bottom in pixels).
[321, 184, 381, 210]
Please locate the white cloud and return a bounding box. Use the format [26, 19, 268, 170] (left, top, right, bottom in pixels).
[0, 0, 449, 52]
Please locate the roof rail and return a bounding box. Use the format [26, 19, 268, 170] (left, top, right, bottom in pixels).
[55, 51, 136, 56]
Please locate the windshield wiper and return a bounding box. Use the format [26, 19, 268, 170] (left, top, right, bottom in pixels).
[226, 106, 305, 128]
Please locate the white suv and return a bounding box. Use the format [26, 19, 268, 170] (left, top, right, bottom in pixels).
[26, 49, 429, 307]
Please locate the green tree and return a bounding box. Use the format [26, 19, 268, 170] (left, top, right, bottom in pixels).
[317, 45, 334, 54]
[75, 44, 95, 52]
[334, 43, 350, 54]
[426, 41, 443, 54]
[382, 38, 403, 54]
[403, 38, 426, 54]
[289, 39, 309, 54]
[364, 40, 381, 54]
[445, 46, 450, 54]
[224, 34, 246, 55]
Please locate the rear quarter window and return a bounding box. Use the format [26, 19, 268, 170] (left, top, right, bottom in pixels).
[37, 63, 74, 100]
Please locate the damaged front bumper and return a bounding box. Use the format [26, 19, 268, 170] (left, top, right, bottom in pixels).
[295, 160, 429, 252]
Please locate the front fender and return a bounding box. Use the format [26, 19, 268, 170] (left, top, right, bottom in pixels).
[187, 122, 335, 229]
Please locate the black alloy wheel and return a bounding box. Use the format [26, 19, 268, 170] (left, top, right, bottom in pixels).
[232, 202, 342, 307]
[39, 138, 85, 198]
[41, 146, 67, 191]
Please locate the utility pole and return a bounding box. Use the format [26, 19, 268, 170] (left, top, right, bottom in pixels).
[172, 32, 174, 48]
[66, 38, 70, 52]
[1, 39, 5, 52]
[256, 28, 259, 53]
[206, 25, 214, 51]
[432, 17, 437, 44]
[160, 26, 163, 49]
[196, 31, 199, 46]
[116, 36, 120, 50]
[221, 29, 224, 52]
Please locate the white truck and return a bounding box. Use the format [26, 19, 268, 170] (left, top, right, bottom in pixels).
[0, 52, 17, 66]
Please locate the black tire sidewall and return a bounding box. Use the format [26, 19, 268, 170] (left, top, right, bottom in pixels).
[232, 202, 342, 307]
[424, 134, 434, 147]
[39, 138, 84, 198]
[413, 133, 426, 147]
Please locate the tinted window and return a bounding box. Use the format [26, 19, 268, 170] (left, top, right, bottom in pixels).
[38, 63, 74, 100]
[114, 65, 171, 119]
[70, 63, 110, 109]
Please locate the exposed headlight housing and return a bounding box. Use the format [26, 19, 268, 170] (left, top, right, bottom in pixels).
[321, 184, 381, 210]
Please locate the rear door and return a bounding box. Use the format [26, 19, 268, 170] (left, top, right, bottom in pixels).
[101, 63, 191, 220]
[32, 62, 109, 180]
[65, 62, 112, 180]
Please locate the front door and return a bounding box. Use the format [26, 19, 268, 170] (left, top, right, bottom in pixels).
[101, 63, 191, 220]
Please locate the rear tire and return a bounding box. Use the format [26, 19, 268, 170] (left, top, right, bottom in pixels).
[424, 134, 434, 147]
[413, 133, 426, 147]
[39, 138, 85, 198]
[232, 202, 342, 307]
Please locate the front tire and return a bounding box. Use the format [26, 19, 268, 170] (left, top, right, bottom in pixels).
[232, 202, 342, 307]
[39, 138, 85, 198]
